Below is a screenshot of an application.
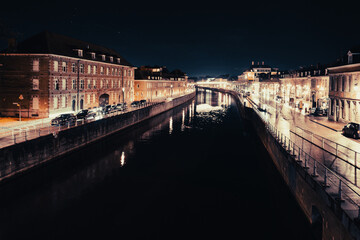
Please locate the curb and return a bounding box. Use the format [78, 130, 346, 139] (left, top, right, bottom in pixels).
[308, 118, 342, 132]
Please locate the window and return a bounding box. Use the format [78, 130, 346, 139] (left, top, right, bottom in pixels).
[109, 56, 113, 62]
[72, 63, 76, 73]
[72, 79, 77, 89]
[62, 95, 66, 108]
[137, 84, 140, 88]
[88, 65, 91, 74]
[53, 97, 58, 109]
[33, 59, 39, 72]
[117, 58, 120, 64]
[54, 79, 59, 90]
[80, 64, 84, 73]
[93, 79, 96, 89]
[106, 67, 109, 75]
[80, 79, 84, 89]
[87, 94, 91, 104]
[93, 93, 96, 103]
[100, 80, 103, 88]
[78, 49, 83, 57]
[32, 96, 39, 110]
[62, 62, 67, 72]
[62, 78, 67, 90]
[87, 79, 91, 89]
[101, 55, 106, 61]
[91, 53, 96, 59]
[349, 76, 352, 92]
[100, 66, 104, 74]
[32, 79, 39, 90]
[54, 61, 59, 72]
[342, 76, 345, 91]
[93, 66, 97, 74]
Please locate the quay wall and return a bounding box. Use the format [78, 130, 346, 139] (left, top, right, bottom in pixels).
[199, 87, 360, 240]
[0, 92, 195, 183]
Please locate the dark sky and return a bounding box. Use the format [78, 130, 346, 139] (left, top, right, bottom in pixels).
[1, 0, 359, 77]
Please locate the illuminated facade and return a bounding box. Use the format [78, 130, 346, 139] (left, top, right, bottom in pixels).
[0, 31, 135, 118]
[134, 66, 187, 101]
[328, 49, 360, 122]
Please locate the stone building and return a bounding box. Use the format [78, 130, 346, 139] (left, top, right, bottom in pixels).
[328, 47, 360, 122]
[0, 31, 135, 118]
[134, 66, 187, 102]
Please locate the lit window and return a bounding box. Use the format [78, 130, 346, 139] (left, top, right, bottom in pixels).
[87, 79, 91, 89]
[106, 67, 109, 75]
[62, 95, 66, 108]
[32, 96, 39, 110]
[72, 79, 77, 89]
[110, 56, 113, 62]
[100, 66, 104, 74]
[101, 55, 106, 61]
[93, 66, 97, 74]
[72, 63, 76, 73]
[32, 79, 39, 90]
[88, 65, 91, 74]
[62, 62, 67, 72]
[54, 61, 58, 72]
[78, 49, 83, 57]
[93, 79, 96, 89]
[80, 79, 84, 89]
[80, 64, 84, 73]
[54, 79, 59, 90]
[33, 59, 39, 72]
[91, 53, 96, 59]
[62, 78, 66, 90]
[53, 97, 58, 109]
[117, 58, 120, 64]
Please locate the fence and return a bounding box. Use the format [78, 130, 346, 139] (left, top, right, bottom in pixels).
[241, 91, 360, 220]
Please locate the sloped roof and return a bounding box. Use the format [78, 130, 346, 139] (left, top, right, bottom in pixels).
[1, 31, 133, 66]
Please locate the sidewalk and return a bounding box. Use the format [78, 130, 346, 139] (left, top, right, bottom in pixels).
[308, 115, 345, 132]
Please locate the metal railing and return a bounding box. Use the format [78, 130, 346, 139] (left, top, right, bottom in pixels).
[240, 91, 360, 219]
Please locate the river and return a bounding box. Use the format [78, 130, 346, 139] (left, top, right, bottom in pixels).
[0, 89, 314, 239]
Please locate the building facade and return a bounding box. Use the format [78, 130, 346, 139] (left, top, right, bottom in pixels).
[328, 64, 360, 123]
[0, 31, 135, 118]
[134, 66, 187, 101]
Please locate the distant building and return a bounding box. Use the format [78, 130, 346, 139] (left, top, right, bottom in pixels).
[238, 61, 279, 82]
[0, 31, 136, 118]
[134, 66, 187, 101]
[328, 45, 360, 122]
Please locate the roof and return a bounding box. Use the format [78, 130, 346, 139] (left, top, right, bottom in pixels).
[1, 31, 133, 66]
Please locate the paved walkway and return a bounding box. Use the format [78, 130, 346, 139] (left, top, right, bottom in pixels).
[308, 116, 345, 132]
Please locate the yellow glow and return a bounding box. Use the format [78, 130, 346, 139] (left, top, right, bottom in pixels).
[120, 151, 125, 166]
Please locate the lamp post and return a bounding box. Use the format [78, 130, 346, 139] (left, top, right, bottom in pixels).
[13, 102, 21, 121]
[122, 87, 125, 104]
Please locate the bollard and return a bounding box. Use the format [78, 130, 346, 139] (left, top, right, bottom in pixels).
[312, 161, 318, 177]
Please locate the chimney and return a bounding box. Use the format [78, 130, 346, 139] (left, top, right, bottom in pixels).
[8, 38, 17, 52]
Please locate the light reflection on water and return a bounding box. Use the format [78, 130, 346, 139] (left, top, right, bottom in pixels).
[0, 89, 313, 240]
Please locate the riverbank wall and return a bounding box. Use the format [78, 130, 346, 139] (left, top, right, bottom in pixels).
[199, 87, 360, 240]
[0, 92, 195, 183]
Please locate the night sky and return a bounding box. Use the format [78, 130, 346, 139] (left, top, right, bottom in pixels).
[0, 0, 359, 77]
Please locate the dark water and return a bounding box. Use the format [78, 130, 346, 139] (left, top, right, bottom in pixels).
[0, 90, 314, 240]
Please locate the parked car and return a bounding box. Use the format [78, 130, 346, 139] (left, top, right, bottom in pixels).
[51, 113, 76, 126]
[310, 107, 327, 116]
[85, 110, 98, 121]
[102, 105, 112, 114]
[131, 101, 140, 107]
[140, 99, 147, 105]
[76, 109, 90, 120]
[342, 122, 360, 139]
[116, 103, 128, 111]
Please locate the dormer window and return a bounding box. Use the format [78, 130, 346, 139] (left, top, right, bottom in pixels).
[91, 52, 96, 59]
[117, 58, 121, 64]
[101, 55, 106, 61]
[78, 50, 83, 57]
[109, 56, 113, 62]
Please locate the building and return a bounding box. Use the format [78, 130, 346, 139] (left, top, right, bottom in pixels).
[134, 66, 187, 101]
[0, 31, 136, 118]
[328, 46, 360, 122]
[277, 65, 329, 110]
[238, 61, 280, 82]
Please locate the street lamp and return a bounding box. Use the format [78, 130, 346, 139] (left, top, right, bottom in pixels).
[122, 87, 125, 104]
[13, 102, 21, 121]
